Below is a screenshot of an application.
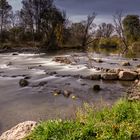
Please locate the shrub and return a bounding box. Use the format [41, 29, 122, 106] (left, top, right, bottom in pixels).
[99, 38, 118, 48]
[131, 41, 140, 52]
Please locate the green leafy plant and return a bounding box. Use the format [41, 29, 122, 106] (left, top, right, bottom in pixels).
[25, 100, 140, 140]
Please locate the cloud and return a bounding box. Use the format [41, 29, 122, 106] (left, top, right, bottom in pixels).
[55, 0, 140, 23]
[55, 0, 140, 15]
[9, 0, 140, 23]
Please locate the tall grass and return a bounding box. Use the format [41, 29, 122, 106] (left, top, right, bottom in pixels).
[25, 99, 140, 140]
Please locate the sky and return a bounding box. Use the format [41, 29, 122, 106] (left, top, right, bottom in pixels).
[8, 0, 140, 24]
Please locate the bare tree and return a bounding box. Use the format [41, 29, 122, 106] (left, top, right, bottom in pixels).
[113, 11, 128, 53]
[81, 12, 96, 48]
[96, 23, 114, 38]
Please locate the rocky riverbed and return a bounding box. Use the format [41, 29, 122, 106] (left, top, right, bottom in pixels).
[0, 51, 140, 135]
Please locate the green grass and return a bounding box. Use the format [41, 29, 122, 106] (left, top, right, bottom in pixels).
[25, 99, 140, 140]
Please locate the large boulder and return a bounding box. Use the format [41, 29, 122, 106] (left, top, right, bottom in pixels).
[101, 73, 118, 80]
[119, 70, 137, 81]
[0, 121, 37, 140]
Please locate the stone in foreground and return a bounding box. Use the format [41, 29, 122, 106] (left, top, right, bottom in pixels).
[0, 121, 37, 140]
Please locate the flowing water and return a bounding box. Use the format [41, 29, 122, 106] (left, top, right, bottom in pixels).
[0, 51, 139, 134]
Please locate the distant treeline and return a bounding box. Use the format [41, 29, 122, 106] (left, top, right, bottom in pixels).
[0, 0, 140, 52]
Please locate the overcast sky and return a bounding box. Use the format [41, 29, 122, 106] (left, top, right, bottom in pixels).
[8, 0, 140, 24]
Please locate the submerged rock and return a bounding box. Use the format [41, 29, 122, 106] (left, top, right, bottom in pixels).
[93, 85, 101, 91]
[24, 76, 31, 80]
[93, 59, 104, 63]
[38, 81, 48, 86]
[12, 53, 18, 56]
[119, 70, 137, 81]
[7, 62, 12, 66]
[102, 73, 118, 80]
[19, 79, 29, 87]
[82, 74, 101, 80]
[53, 57, 72, 64]
[0, 121, 37, 140]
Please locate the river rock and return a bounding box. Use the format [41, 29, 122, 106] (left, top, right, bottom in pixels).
[93, 85, 101, 91]
[38, 81, 48, 86]
[24, 76, 31, 80]
[121, 61, 131, 66]
[89, 74, 101, 80]
[108, 68, 123, 74]
[119, 70, 137, 81]
[19, 79, 29, 87]
[132, 58, 138, 61]
[12, 53, 18, 56]
[0, 121, 37, 140]
[53, 89, 61, 95]
[102, 73, 118, 80]
[82, 74, 101, 80]
[137, 64, 140, 68]
[63, 90, 71, 97]
[136, 68, 140, 73]
[138, 73, 140, 80]
[7, 62, 12, 66]
[53, 57, 72, 64]
[93, 59, 104, 63]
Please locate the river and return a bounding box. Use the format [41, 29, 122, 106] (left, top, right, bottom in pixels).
[0, 51, 139, 134]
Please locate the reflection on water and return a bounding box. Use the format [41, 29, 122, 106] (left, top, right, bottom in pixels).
[88, 47, 140, 58]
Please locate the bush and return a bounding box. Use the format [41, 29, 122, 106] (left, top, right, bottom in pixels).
[131, 41, 140, 52]
[99, 38, 119, 48]
[25, 100, 140, 140]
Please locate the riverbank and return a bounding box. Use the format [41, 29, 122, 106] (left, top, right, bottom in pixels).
[1, 99, 140, 140]
[127, 80, 140, 101]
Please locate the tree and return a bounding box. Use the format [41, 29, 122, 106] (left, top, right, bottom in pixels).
[0, 0, 12, 42]
[113, 11, 128, 53]
[20, 0, 66, 50]
[40, 4, 66, 50]
[96, 23, 114, 38]
[81, 13, 96, 48]
[123, 15, 140, 43]
[68, 13, 96, 49]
